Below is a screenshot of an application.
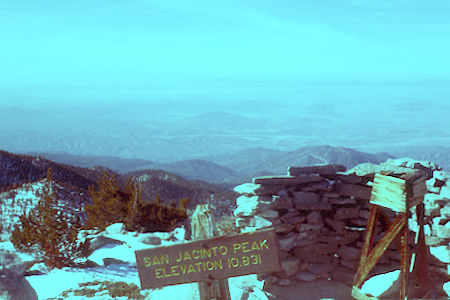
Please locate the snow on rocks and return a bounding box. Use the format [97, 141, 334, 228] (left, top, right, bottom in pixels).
[0, 248, 38, 300]
[360, 270, 400, 298]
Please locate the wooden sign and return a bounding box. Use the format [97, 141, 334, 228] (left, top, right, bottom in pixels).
[135, 229, 280, 289]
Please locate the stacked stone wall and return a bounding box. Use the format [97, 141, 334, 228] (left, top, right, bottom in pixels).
[232, 159, 450, 287]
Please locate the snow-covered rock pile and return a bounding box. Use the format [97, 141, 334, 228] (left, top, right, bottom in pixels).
[233, 158, 450, 292]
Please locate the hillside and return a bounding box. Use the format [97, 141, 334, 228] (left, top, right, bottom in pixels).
[0, 150, 237, 217]
[207, 145, 393, 181]
[124, 169, 237, 215]
[0, 150, 97, 191]
[27, 151, 156, 174]
[153, 159, 239, 183]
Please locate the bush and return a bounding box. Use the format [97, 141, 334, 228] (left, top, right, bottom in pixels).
[85, 172, 189, 232]
[60, 280, 146, 299]
[10, 168, 85, 269]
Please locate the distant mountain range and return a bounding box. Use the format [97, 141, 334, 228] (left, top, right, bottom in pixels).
[28, 145, 395, 185]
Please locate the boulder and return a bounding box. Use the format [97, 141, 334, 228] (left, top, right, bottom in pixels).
[137, 234, 162, 245]
[0, 249, 38, 300]
[105, 223, 126, 235]
[103, 257, 127, 266]
[88, 235, 125, 253]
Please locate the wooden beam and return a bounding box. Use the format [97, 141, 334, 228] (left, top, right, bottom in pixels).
[354, 215, 406, 288]
[191, 205, 231, 300]
[359, 205, 378, 265]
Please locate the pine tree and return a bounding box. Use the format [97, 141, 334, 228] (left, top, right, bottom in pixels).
[11, 168, 84, 268]
[85, 172, 189, 233]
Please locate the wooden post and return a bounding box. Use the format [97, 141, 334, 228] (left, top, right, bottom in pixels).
[191, 204, 231, 300]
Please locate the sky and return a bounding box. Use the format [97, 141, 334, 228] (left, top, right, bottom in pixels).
[1, 0, 450, 98]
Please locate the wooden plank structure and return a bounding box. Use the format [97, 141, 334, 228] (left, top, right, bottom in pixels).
[352, 170, 430, 300]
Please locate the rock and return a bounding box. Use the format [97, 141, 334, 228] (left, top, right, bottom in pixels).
[337, 245, 361, 261]
[336, 183, 371, 201]
[259, 209, 279, 219]
[235, 217, 255, 228]
[325, 218, 346, 235]
[293, 191, 320, 204]
[275, 278, 293, 286]
[429, 245, 450, 264]
[248, 288, 269, 300]
[425, 235, 445, 246]
[0, 249, 38, 300]
[336, 174, 363, 184]
[270, 196, 294, 209]
[235, 195, 272, 217]
[330, 266, 355, 285]
[295, 233, 319, 247]
[439, 185, 450, 201]
[336, 231, 360, 245]
[444, 281, 450, 298]
[384, 158, 440, 172]
[360, 270, 400, 298]
[434, 171, 450, 182]
[280, 211, 303, 223]
[88, 235, 125, 253]
[329, 197, 357, 205]
[279, 258, 300, 277]
[334, 207, 360, 220]
[306, 211, 323, 226]
[103, 257, 127, 266]
[427, 178, 442, 194]
[339, 259, 359, 270]
[288, 164, 346, 176]
[294, 243, 337, 259]
[441, 205, 450, 218]
[253, 175, 324, 185]
[358, 209, 370, 219]
[434, 223, 450, 239]
[306, 260, 338, 275]
[273, 224, 295, 233]
[279, 235, 297, 251]
[295, 202, 332, 211]
[138, 234, 162, 245]
[295, 271, 317, 281]
[105, 223, 126, 235]
[254, 216, 277, 229]
[295, 224, 322, 232]
[233, 183, 262, 195]
[301, 181, 331, 192]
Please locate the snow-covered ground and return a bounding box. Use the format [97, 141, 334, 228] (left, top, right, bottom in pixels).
[0, 224, 268, 300]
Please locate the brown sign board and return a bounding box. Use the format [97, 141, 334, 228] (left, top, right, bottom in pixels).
[135, 229, 281, 289]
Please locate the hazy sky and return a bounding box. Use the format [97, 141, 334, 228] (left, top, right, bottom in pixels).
[1, 0, 450, 95]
